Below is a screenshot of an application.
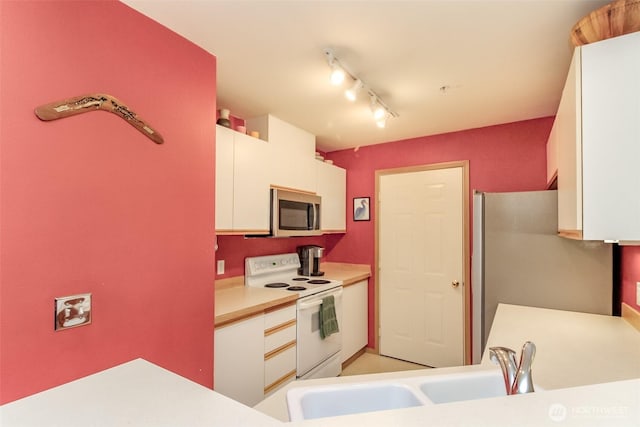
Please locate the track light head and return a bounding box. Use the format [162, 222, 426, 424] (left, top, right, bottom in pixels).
[324, 48, 346, 86]
[370, 95, 386, 120]
[330, 64, 346, 86]
[345, 79, 363, 101]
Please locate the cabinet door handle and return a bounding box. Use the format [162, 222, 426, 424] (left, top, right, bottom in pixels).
[451, 280, 460, 288]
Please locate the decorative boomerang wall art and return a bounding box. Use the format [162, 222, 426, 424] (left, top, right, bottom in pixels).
[34, 93, 164, 144]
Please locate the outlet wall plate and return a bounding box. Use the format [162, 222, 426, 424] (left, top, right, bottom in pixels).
[54, 293, 92, 331]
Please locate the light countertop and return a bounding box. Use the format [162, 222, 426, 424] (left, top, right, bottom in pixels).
[0, 359, 281, 427]
[255, 303, 640, 425]
[3, 304, 639, 426]
[214, 262, 370, 326]
[482, 304, 640, 390]
[215, 286, 298, 327]
[318, 262, 371, 286]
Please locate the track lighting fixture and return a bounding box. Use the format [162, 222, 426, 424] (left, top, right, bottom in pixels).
[323, 47, 398, 127]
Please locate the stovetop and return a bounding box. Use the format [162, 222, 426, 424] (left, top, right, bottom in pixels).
[245, 253, 342, 299]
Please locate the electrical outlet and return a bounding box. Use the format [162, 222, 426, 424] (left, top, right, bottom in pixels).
[217, 260, 225, 275]
[54, 293, 92, 331]
[636, 282, 640, 306]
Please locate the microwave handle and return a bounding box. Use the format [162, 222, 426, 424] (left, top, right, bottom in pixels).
[310, 203, 320, 230]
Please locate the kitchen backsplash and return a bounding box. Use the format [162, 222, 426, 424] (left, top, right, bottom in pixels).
[214, 234, 344, 279]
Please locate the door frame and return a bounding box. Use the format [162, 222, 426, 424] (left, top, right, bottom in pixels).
[374, 160, 471, 364]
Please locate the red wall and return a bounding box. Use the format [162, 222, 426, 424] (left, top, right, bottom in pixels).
[621, 246, 640, 311]
[0, 1, 216, 404]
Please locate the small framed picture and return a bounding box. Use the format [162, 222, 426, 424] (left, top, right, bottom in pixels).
[353, 197, 370, 221]
[54, 294, 92, 331]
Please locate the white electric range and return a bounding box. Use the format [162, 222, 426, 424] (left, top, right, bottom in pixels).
[245, 253, 343, 379]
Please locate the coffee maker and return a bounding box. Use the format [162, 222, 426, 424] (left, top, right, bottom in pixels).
[297, 245, 325, 276]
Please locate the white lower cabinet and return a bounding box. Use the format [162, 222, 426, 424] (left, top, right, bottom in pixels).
[341, 280, 368, 363]
[263, 304, 297, 397]
[214, 315, 264, 406]
[214, 303, 296, 406]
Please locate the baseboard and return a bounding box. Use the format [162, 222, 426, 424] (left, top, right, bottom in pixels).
[341, 347, 367, 370]
[621, 302, 640, 333]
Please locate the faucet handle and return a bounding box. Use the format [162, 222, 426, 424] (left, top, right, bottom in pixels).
[511, 341, 536, 395]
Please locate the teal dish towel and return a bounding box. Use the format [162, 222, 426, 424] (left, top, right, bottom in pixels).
[319, 295, 339, 339]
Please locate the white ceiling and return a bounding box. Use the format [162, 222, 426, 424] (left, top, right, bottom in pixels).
[122, 0, 609, 152]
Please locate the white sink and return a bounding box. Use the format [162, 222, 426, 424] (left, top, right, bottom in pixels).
[286, 381, 429, 421]
[416, 370, 508, 404]
[286, 369, 542, 421]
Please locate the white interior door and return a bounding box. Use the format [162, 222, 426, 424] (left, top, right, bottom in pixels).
[379, 166, 464, 367]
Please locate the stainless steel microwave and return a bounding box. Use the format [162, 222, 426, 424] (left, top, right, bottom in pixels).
[271, 188, 321, 237]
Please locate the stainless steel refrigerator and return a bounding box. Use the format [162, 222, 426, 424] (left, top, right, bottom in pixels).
[472, 190, 612, 363]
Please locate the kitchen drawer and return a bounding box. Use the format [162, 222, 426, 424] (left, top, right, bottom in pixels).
[264, 304, 295, 329]
[264, 344, 296, 388]
[264, 323, 296, 354]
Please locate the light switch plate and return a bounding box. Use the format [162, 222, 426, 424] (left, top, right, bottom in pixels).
[636, 282, 640, 306]
[217, 260, 225, 275]
[54, 293, 92, 331]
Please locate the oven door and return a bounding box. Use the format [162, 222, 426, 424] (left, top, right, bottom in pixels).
[296, 287, 343, 378]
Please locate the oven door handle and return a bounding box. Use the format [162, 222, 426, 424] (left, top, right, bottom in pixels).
[298, 289, 343, 310]
[298, 300, 323, 310]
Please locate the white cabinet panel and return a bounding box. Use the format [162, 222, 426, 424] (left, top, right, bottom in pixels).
[341, 280, 368, 363]
[556, 31, 640, 241]
[264, 305, 296, 329]
[215, 125, 234, 232]
[264, 345, 296, 388]
[214, 315, 264, 407]
[246, 114, 316, 192]
[264, 326, 296, 354]
[581, 32, 640, 240]
[316, 161, 346, 232]
[556, 49, 582, 235]
[232, 132, 272, 234]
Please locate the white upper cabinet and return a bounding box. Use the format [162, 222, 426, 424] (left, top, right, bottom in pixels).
[245, 115, 316, 193]
[556, 31, 640, 241]
[215, 125, 271, 234]
[215, 116, 347, 236]
[316, 161, 346, 232]
[232, 131, 272, 234]
[215, 125, 234, 232]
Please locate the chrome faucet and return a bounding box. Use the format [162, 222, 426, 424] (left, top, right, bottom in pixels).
[489, 341, 536, 395]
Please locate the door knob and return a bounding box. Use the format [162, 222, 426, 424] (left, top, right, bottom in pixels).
[451, 280, 460, 288]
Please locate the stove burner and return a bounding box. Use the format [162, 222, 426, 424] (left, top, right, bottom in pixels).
[307, 279, 331, 285]
[287, 286, 307, 291]
[292, 277, 308, 281]
[265, 283, 289, 288]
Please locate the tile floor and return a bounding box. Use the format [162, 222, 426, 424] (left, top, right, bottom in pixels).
[341, 352, 428, 376]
